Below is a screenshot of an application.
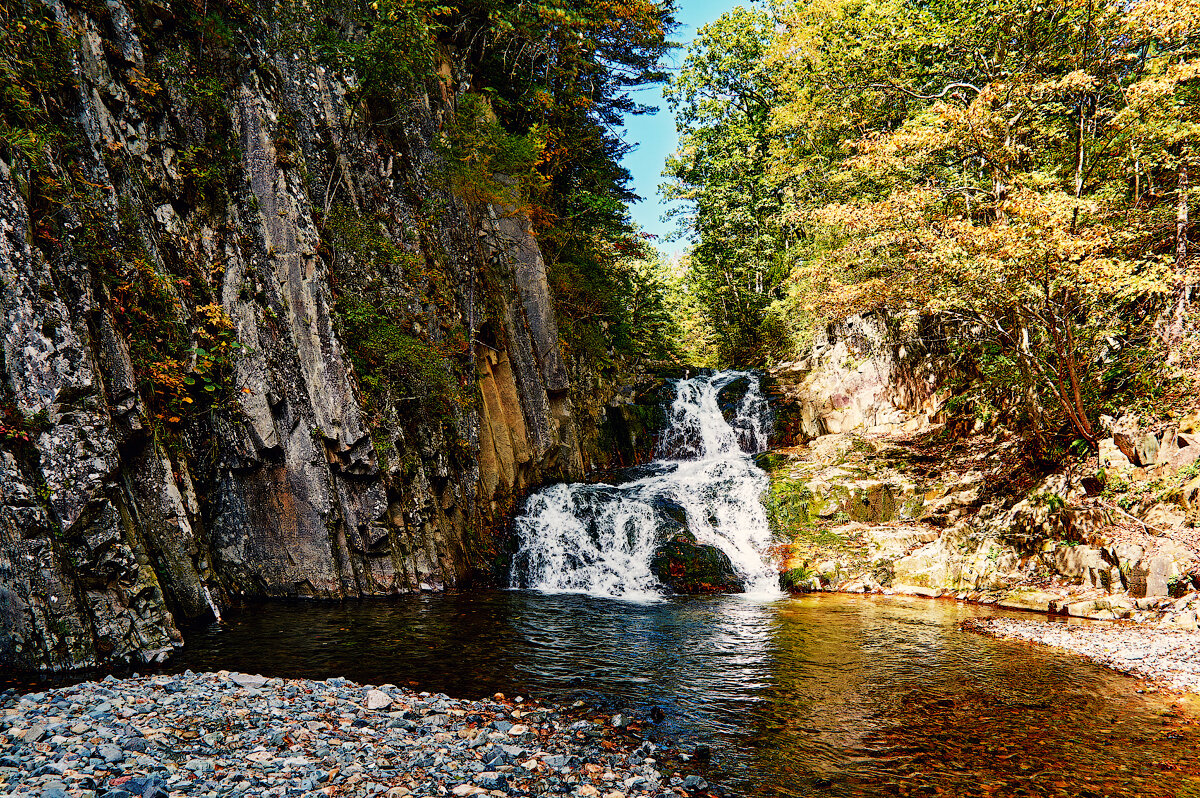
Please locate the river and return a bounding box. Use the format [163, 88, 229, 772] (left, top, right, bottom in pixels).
[171, 591, 1200, 797]
[23, 371, 1200, 795]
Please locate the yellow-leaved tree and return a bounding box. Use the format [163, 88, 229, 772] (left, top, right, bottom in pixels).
[742, 0, 1200, 447]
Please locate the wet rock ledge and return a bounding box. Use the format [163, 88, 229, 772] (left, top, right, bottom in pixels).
[0, 674, 719, 798]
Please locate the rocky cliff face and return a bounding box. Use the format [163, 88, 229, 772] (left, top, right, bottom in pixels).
[767, 313, 952, 444]
[765, 311, 1200, 629]
[0, 0, 652, 672]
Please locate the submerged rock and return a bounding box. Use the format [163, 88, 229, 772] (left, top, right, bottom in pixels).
[651, 534, 745, 594]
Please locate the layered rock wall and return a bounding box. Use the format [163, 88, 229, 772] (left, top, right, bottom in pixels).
[0, 0, 652, 672]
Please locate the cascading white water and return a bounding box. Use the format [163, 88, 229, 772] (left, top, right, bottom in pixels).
[510, 371, 779, 600]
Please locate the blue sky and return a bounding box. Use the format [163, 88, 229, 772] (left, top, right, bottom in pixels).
[620, 1, 741, 250]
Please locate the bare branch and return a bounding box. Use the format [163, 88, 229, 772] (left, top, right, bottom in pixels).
[866, 81, 983, 101]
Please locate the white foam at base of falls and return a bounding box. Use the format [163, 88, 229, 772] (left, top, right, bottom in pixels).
[511, 371, 780, 601]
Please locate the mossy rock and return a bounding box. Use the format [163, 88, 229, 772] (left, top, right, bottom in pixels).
[753, 451, 790, 473]
[651, 535, 744, 594]
[843, 485, 898, 523]
[899, 493, 926, 520]
[872, 558, 895, 587]
[779, 567, 819, 594]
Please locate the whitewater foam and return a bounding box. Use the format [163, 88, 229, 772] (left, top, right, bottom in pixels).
[510, 371, 779, 600]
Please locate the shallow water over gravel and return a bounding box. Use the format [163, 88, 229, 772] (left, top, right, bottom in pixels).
[160, 591, 1200, 797]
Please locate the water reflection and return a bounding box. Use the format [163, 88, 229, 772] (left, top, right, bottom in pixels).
[170, 592, 1200, 797]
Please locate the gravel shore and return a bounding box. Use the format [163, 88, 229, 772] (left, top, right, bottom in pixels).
[0, 672, 718, 798]
[965, 617, 1200, 693]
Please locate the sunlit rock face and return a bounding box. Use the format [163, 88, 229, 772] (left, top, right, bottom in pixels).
[769, 312, 955, 443]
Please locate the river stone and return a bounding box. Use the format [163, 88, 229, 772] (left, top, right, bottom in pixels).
[122, 737, 148, 753]
[229, 673, 268, 690]
[650, 535, 744, 594]
[476, 772, 506, 790]
[997, 590, 1059, 612]
[120, 777, 169, 798]
[98, 743, 124, 763]
[366, 689, 393, 710]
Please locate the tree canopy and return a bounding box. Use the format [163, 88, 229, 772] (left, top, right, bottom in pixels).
[662, 0, 1200, 446]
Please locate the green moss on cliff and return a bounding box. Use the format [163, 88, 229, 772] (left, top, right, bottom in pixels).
[0, 1, 75, 165]
[441, 93, 545, 208]
[334, 294, 462, 419]
[323, 204, 471, 430]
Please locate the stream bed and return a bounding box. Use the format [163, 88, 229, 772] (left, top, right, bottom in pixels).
[171, 591, 1200, 797]
[13, 371, 1200, 796]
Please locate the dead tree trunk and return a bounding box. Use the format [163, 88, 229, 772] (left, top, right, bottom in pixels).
[1168, 159, 1191, 356]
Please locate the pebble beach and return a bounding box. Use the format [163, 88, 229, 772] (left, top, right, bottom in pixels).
[965, 617, 1200, 693]
[0, 672, 717, 798]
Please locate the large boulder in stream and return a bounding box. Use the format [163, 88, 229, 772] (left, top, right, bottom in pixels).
[716, 375, 753, 424]
[651, 533, 745, 594]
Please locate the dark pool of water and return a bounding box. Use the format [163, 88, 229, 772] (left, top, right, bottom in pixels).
[158, 591, 1200, 797]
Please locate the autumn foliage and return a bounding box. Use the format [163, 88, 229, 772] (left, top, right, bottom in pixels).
[665, 0, 1199, 447]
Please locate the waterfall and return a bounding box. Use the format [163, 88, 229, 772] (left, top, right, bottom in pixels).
[510, 371, 779, 600]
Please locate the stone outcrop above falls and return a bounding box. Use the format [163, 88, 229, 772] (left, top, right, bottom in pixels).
[768, 313, 952, 444]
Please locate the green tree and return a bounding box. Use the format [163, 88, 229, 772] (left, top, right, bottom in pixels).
[664, 0, 1200, 444]
[662, 6, 786, 365]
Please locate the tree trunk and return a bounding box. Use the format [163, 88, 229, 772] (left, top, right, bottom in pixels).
[1168, 158, 1191, 355]
[1075, 1, 1095, 230]
[1075, 99, 1086, 201]
[1178, 158, 1189, 272]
